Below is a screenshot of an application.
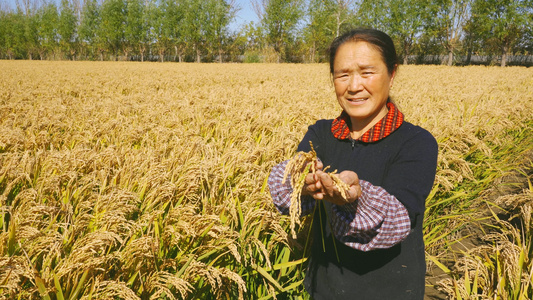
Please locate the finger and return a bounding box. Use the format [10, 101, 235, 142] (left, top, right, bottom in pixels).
[318, 172, 335, 197]
[315, 173, 322, 190]
[315, 160, 324, 171]
[309, 182, 324, 193]
[304, 173, 317, 185]
[338, 170, 359, 186]
[345, 186, 359, 203]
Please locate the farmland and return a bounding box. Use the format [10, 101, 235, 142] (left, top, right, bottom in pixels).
[1, 61, 532, 299]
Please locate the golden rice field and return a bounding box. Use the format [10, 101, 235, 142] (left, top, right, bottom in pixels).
[1, 60, 532, 299]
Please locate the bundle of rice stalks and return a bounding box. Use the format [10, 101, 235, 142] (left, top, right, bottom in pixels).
[282, 142, 350, 238]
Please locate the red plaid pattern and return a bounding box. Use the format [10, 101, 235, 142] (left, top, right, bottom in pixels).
[331, 102, 404, 142]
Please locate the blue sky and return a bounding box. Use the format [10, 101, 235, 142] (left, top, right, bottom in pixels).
[232, 0, 259, 31]
[1, 0, 259, 32]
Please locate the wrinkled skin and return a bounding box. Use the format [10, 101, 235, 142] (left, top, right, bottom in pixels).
[301, 160, 361, 206]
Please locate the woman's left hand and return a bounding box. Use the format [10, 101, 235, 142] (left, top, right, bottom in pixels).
[313, 170, 361, 205]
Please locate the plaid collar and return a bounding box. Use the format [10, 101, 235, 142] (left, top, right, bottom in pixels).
[331, 102, 404, 143]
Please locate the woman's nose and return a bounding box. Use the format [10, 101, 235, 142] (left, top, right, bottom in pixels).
[348, 75, 363, 92]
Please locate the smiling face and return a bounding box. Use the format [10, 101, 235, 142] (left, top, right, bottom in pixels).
[333, 41, 395, 135]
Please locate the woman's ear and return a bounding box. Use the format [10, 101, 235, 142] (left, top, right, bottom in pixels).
[389, 64, 398, 88]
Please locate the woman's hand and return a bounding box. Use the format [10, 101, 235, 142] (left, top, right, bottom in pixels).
[302, 161, 361, 205]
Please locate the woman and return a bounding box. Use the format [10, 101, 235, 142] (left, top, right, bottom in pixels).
[268, 28, 438, 299]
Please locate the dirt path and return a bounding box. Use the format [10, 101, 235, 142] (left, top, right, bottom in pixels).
[424, 145, 533, 299]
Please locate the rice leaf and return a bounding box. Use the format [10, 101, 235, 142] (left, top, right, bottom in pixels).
[254, 264, 283, 291]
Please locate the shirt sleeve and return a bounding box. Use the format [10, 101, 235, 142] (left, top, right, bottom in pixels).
[267, 160, 316, 216]
[330, 180, 411, 251]
[268, 161, 410, 251]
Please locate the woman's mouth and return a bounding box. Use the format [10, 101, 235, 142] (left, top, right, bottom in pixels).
[347, 98, 367, 104]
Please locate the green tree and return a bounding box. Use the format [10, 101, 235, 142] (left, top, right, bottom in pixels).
[462, 6, 484, 65]
[332, 0, 354, 37]
[388, 0, 430, 64]
[159, 0, 186, 62]
[0, 10, 26, 59]
[78, 0, 100, 60]
[356, 0, 383, 29]
[304, 0, 336, 62]
[522, 2, 533, 55]
[469, 0, 530, 66]
[259, 0, 304, 62]
[0, 10, 8, 58]
[124, 0, 145, 60]
[23, 8, 40, 60]
[204, 0, 235, 62]
[59, 0, 78, 59]
[238, 21, 266, 62]
[139, 0, 154, 61]
[99, 0, 126, 60]
[37, 2, 59, 59]
[428, 0, 471, 65]
[182, 0, 206, 62]
[358, 0, 430, 65]
[147, 0, 169, 62]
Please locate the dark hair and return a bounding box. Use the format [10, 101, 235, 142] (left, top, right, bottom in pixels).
[328, 28, 398, 76]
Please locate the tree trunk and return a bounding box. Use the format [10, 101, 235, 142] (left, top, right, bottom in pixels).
[196, 47, 201, 63]
[335, 10, 341, 37]
[447, 49, 453, 66]
[311, 41, 316, 63]
[501, 44, 508, 67]
[123, 48, 130, 61]
[218, 48, 223, 63]
[140, 45, 145, 62]
[403, 40, 410, 65]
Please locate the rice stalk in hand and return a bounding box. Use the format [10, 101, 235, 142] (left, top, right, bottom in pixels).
[282, 142, 351, 238]
[329, 172, 351, 201]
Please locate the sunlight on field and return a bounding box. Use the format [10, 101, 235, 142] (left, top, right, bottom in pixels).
[1, 61, 532, 298]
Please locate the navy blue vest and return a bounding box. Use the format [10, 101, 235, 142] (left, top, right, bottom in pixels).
[297, 120, 438, 299]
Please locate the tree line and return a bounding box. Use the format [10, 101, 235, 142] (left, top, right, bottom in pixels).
[1, 0, 532, 66]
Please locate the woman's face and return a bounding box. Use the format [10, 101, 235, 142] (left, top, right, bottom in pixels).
[333, 41, 395, 128]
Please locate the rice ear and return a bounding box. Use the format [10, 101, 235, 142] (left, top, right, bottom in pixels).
[282, 142, 351, 238]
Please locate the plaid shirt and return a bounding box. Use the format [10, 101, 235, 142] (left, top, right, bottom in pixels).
[268, 102, 411, 251]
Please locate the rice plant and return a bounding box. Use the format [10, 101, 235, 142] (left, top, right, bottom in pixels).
[0, 61, 532, 299]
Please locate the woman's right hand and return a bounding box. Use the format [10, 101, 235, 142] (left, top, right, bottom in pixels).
[301, 160, 325, 198]
[302, 161, 361, 205]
